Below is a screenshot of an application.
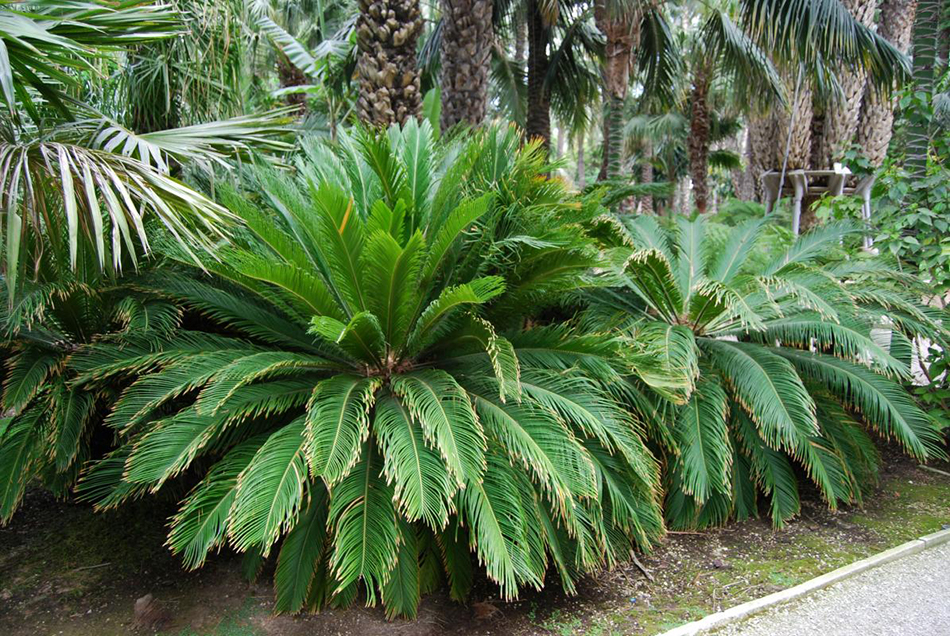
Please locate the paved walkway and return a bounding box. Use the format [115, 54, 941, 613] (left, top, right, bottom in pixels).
[713, 541, 950, 636]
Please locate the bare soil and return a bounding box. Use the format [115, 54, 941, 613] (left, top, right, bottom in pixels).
[1, 452, 948, 636]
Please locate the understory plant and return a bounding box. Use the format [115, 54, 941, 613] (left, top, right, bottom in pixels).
[586, 215, 947, 530]
[0, 239, 177, 519]
[67, 123, 664, 617]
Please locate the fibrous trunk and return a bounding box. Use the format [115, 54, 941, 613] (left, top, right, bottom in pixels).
[525, 0, 551, 151]
[356, 0, 423, 127]
[277, 52, 309, 111]
[440, 0, 492, 130]
[857, 0, 918, 167]
[904, 0, 940, 177]
[595, 0, 636, 181]
[812, 0, 879, 166]
[688, 64, 711, 213]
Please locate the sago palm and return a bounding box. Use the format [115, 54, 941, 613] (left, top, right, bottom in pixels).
[66, 123, 664, 617]
[0, 242, 179, 520]
[586, 215, 947, 529]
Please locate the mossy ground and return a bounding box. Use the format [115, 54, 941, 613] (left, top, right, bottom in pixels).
[1, 454, 947, 636]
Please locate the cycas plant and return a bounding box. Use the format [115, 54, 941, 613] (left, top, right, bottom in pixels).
[586, 215, 947, 529]
[66, 123, 664, 617]
[0, 239, 179, 520]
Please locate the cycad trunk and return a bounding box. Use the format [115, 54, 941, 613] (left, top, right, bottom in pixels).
[812, 0, 879, 166]
[525, 0, 551, 152]
[439, 0, 492, 130]
[595, 0, 637, 181]
[356, 0, 423, 126]
[857, 0, 918, 167]
[688, 64, 711, 213]
[905, 0, 941, 177]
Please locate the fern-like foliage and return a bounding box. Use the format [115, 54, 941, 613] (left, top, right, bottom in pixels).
[63, 123, 663, 617]
[0, 241, 180, 520]
[587, 215, 948, 530]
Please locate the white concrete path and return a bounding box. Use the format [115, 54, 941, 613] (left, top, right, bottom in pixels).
[711, 541, 950, 636]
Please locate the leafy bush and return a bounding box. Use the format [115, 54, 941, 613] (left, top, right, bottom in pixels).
[63, 123, 663, 617]
[586, 215, 948, 530]
[0, 249, 177, 519]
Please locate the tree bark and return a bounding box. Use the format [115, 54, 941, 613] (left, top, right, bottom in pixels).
[440, 0, 492, 130]
[595, 0, 637, 181]
[812, 0, 879, 166]
[525, 0, 551, 152]
[857, 0, 918, 167]
[688, 64, 711, 213]
[904, 0, 940, 178]
[277, 52, 309, 111]
[356, 0, 423, 127]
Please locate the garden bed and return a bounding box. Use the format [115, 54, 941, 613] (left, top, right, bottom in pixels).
[1, 452, 948, 636]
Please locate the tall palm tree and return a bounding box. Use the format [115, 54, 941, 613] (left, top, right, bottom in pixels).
[857, 0, 919, 167]
[440, 0, 493, 129]
[684, 9, 785, 212]
[739, 0, 909, 197]
[597, 4, 679, 181]
[355, 0, 424, 125]
[595, 0, 639, 180]
[810, 0, 879, 167]
[492, 0, 602, 153]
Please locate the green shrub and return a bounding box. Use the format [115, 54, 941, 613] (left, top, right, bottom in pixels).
[62, 123, 663, 617]
[586, 214, 948, 530]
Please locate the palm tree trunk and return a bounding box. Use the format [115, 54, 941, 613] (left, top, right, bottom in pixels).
[525, 0, 551, 151]
[813, 0, 879, 166]
[277, 52, 309, 112]
[356, 0, 423, 126]
[905, 0, 941, 178]
[857, 0, 918, 167]
[595, 0, 636, 181]
[439, 0, 492, 130]
[688, 64, 711, 213]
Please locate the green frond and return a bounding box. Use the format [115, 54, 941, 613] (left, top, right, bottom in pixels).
[0, 407, 44, 523]
[124, 409, 224, 491]
[458, 452, 543, 600]
[702, 339, 817, 450]
[776, 349, 944, 461]
[362, 229, 426, 350]
[382, 518, 421, 619]
[305, 375, 381, 487]
[2, 350, 59, 413]
[228, 418, 309, 555]
[167, 436, 263, 570]
[274, 487, 329, 613]
[672, 378, 732, 505]
[391, 370, 486, 488]
[327, 442, 399, 606]
[374, 394, 455, 530]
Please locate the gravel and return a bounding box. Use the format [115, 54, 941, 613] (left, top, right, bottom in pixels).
[712, 541, 950, 636]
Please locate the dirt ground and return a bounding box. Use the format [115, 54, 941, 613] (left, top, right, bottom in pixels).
[1, 452, 948, 636]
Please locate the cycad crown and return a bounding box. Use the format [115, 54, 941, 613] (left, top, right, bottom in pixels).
[590, 214, 946, 530]
[63, 123, 664, 618]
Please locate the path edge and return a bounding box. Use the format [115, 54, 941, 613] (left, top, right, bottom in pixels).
[658, 527, 950, 636]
